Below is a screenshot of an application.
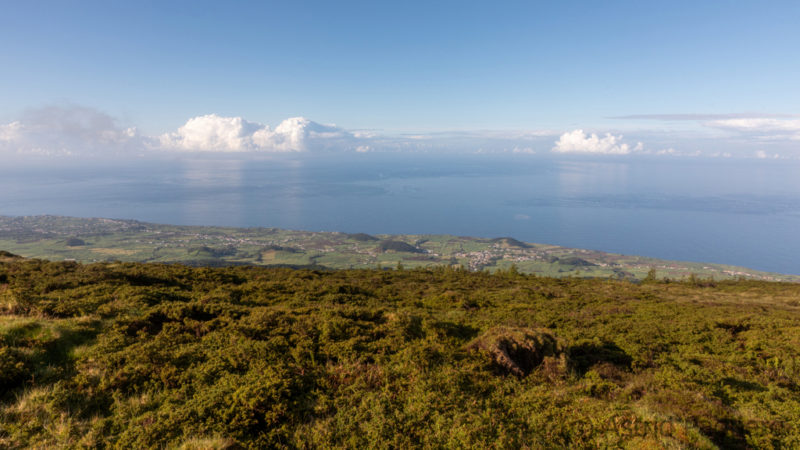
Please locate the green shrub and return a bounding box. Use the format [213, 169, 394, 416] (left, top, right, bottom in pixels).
[1, 258, 799, 447]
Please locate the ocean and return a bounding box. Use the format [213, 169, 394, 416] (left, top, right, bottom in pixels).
[2, 153, 800, 274]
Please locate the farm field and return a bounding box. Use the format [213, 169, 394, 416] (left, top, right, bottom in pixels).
[2, 215, 797, 282]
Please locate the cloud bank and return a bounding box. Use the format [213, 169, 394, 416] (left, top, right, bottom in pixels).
[613, 112, 800, 145]
[3, 105, 798, 159]
[552, 129, 642, 155]
[0, 107, 362, 157]
[613, 113, 797, 121]
[159, 115, 354, 152]
[3, 109, 554, 156]
[0, 106, 141, 157]
[706, 118, 800, 139]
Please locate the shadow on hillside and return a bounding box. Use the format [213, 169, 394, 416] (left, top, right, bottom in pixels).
[568, 340, 633, 375]
[1, 318, 103, 402]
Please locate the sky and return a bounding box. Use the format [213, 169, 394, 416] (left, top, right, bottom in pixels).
[1, 0, 799, 158]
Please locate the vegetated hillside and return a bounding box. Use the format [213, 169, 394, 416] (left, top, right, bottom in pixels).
[2, 215, 798, 282]
[1, 258, 800, 448]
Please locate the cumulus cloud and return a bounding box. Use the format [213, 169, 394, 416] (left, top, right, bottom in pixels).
[0, 105, 141, 156]
[552, 129, 642, 155]
[159, 115, 353, 152]
[160, 115, 263, 152]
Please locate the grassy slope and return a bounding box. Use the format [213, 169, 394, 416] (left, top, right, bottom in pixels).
[1, 256, 800, 448]
[1, 215, 797, 282]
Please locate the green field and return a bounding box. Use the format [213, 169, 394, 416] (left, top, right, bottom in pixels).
[1, 253, 800, 448]
[1, 215, 797, 282]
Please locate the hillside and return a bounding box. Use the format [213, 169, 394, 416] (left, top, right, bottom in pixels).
[1, 257, 800, 447]
[1, 215, 797, 282]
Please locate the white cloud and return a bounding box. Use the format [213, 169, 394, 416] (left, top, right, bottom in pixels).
[755, 150, 781, 159]
[264, 116, 351, 151]
[639, 147, 701, 157]
[0, 108, 362, 157]
[552, 129, 640, 155]
[705, 118, 800, 142]
[0, 121, 23, 142]
[351, 130, 379, 139]
[707, 118, 800, 132]
[160, 115, 352, 152]
[11, 105, 795, 159]
[160, 115, 262, 152]
[0, 106, 141, 157]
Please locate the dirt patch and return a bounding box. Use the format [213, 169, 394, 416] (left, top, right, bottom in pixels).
[260, 250, 277, 262]
[467, 326, 566, 377]
[0, 250, 22, 263]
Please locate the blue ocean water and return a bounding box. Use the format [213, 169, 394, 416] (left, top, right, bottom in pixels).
[2, 154, 800, 274]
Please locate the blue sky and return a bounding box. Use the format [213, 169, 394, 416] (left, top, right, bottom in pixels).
[1, 1, 799, 157]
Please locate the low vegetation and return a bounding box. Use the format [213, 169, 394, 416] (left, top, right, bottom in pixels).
[1, 254, 799, 448]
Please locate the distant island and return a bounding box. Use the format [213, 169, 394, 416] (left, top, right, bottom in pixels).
[1, 215, 797, 282]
